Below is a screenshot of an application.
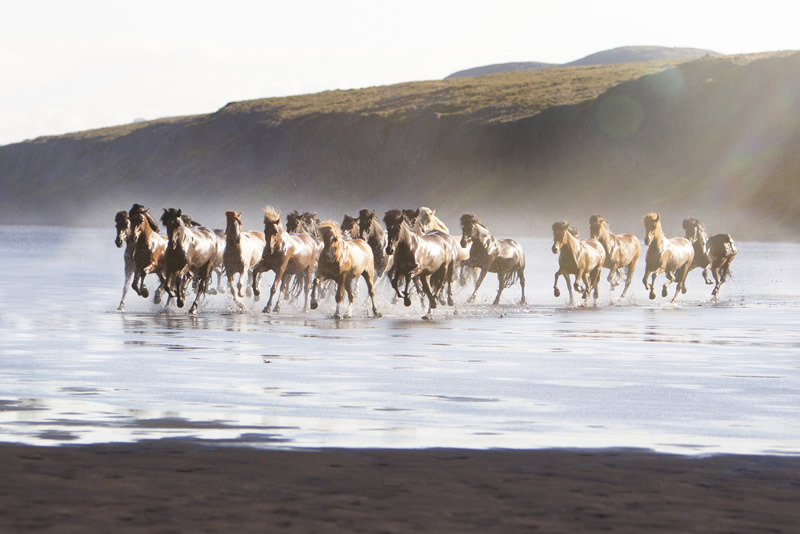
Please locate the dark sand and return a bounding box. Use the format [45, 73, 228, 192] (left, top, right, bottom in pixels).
[2, 441, 799, 533]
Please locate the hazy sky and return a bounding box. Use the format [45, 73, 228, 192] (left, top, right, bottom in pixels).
[2, 0, 798, 146]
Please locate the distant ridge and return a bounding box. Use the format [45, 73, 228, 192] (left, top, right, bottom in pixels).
[446, 45, 720, 78]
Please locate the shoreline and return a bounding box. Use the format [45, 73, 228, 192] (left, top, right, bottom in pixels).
[2, 440, 799, 532]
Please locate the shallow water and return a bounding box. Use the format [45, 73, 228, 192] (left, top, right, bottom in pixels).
[1, 226, 799, 455]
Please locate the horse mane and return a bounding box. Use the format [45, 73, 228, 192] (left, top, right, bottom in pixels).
[358, 208, 374, 220]
[383, 209, 405, 227]
[682, 217, 704, 231]
[643, 212, 661, 229]
[115, 210, 129, 226]
[460, 213, 479, 228]
[552, 221, 579, 238]
[319, 221, 344, 260]
[263, 205, 281, 223]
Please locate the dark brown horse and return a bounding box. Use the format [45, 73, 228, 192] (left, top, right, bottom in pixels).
[589, 214, 641, 299]
[682, 218, 738, 299]
[114, 209, 134, 311]
[461, 214, 526, 305]
[223, 210, 266, 309]
[356, 209, 390, 279]
[310, 221, 381, 319]
[642, 213, 694, 303]
[252, 206, 319, 313]
[129, 204, 168, 304]
[551, 221, 605, 304]
[161, 208, 220, 314]
[384, 209, 456, 319]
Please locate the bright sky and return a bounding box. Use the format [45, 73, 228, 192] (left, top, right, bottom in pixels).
[1, 0, 798, 146]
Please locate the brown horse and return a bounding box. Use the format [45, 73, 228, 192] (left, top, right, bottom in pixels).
[356, 209, 390, 278]
[420, 207, 474, 286]
[114, 210, 134, 311]
[310, 221, 381, 319]
[252, 206, 319, 313]
[551, 221, 605, 304]
[589, 214, 641, 299]
[642, 213, 695, 303]
[682, 218, 738, 299]
[223, 210, 266, 309]
[129, 204, 168, 304]
[461, 214, 526, 305]
[384, 209, 456, 319]
[161, 208, 220, 314]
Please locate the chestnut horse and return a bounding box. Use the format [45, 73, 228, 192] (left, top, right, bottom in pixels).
[114, 210, 134, 311]
[310, 221, 382, 319]
[223, 210, 266, 309]
[252, 206, 319, 313]
[682, 218, 738, 299]
[642, 213, 694, 303]
[551, 221, 605, 304]
[589, 214, 641, 299]
[161, 208, 220, 314]
[129, 204, 167, 304]
[461, 214, 526, 305]
[384, 209, 456, 319]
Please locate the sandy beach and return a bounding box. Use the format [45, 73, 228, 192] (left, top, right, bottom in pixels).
[2, 441, 799, 533]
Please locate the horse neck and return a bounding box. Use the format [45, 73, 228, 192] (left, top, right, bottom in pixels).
[473, 225, 496, 255]
[396, 222, 417, 256]
[562, 229, 584, 259]
[226, 220, 241, 247]
[649, 224, 667, 251]
[595, 226, 615, 254]
[265, 225, 285, 253]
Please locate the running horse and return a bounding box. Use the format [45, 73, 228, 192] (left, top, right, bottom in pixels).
[642, 213, 695, 303]
[310, 221, 382, 319]
[589, 214, 641, 299]
[384, 209, 457, 319]
[682, 218, 738, 299]
[114, 209, 134, 310]
[223, 210, 266, 309]
[129, 204, 168, 304]
[252, 206, 319, 313]
[461, 214, 526, 305]
[551, 221, 605, 304]
[160, 208, 220, 314]
[420, 206, 474, 286]
[356, 209, 390, 278]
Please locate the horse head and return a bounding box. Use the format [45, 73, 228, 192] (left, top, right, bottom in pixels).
[161, 208, 186, 250]
[589, 214, 608, 240]
[319, 221, 343, 263]
[551, 221, 576, 254]
[341, 214, 358, 238]
[682, 217, 707, 244]
[225, 210, 243, 243]
[286, 210, 305, 234]
[459, 213, 480, 249]
[383, 209, 406, 255]
[402, 208, 422, 234]
[114, 210, 130, 248]
[357, 209, 379, 239]
[643, 213, 661, 246]
[301, 212, 320, 237]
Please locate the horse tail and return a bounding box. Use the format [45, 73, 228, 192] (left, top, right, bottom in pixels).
[501, 270, 519, 290]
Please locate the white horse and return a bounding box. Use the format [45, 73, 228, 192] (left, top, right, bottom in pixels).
[223, 210, 266, 309]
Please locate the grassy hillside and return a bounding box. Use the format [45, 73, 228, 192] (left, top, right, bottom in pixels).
[1, 51, 798, 241]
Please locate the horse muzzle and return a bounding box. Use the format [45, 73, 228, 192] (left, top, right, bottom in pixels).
[551, 244, 559, 254]
[115, 238, 123, 248]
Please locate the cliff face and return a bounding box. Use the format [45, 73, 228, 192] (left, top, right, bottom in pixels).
[1, 52, 799, 240]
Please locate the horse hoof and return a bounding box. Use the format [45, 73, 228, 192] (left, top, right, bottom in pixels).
[261, 306, 270, 313]
[466, 296, 476, 304]
[373, 311, 382, 318]
[649, 292, 656, 300]
[681, 287, 687, 294]
[117, 305, 124, 312]
[448, 298, 454, 307]
[141, 288, 149, 299]
[661, 287, 668, 297]
[177, 299, 184, 308]
[153, 294, 161, 305]
[421, 314, 433, 320]
[310, 301, 318, 310]
[403, 297, 412, 307]
[334, 313, 342, 320]
[554, 289, 560, 298]
[207, 289, 217, 296]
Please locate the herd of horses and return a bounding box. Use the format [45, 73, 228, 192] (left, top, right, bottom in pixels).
[114, 204, 737, 318]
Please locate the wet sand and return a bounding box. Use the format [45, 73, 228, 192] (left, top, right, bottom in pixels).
[2, 441, 799, 533]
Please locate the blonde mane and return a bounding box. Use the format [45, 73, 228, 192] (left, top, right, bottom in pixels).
[263, 205, 281, 223]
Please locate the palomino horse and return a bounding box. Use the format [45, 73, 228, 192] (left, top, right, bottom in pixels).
[589, 214, 641, 299]
[682, 218, 738, 299]
[418, 207, 450, 234]
[460, 214, 526, 305]
[384, 209, 456, 319]
[642, 213, 695, 303]
[310, 222, 382, 319]
[551, 221, 606, 304]
[114, 209, 135, 311]
[129, 204, 168, 304]
[160, 208, 220, 314]
[223, 210, 266, 309]
[356, 209, 390, 278]
[252, 206, 319, 313]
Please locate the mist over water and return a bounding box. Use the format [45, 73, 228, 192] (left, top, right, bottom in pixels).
[1, 225, 799, 455]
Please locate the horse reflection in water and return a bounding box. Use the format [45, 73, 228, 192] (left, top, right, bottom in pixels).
[461, 213, 526, 305]
[253, 206, 319, 314]
[682, 218, 738, 300]
[310, 221, 381, 319]
[589, 214, 641, 299]
[160, 208, 219, 314]
[551, 221, 604, 305]
[642, 213, 694, 303]
[384, 209, 456, 320]
[223, 210, 266, 310]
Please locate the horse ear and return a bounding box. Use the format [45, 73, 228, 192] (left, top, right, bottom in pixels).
[177, 209, 182, 216]
[413, 209, 420, 217]
[655, 214, 660, 223]
[682, 219, 691, 229]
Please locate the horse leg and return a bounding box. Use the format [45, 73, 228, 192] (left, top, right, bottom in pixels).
[553, 270, 562, 298]
[419, 275, 436, 320]
[189, 264, 212, 314]
[228, 271, 243, 309]
[662, 271, 675, 298]
[362, 270, 382, 318]
[333, 279, 346, 319]
[251, 264, 263, 301]
[343, 278, 356, 319]
[301, 270, 311, 313]
[468, 268, 489, 304]
[310, 276, 320, 310]
[402, 275, 413, 307]
[670, 265, 690, 304]
[119, 262, 134, 311]
[492, 273, 505, 305]
[647, 271, 658, 300]
[607, 264, 619, 291]
[153, 273, 166, 305]
[518, 268, 526, 305]
[619, 263, 634, 299]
